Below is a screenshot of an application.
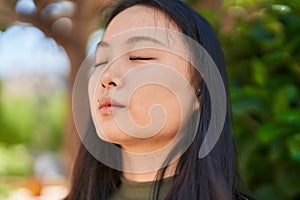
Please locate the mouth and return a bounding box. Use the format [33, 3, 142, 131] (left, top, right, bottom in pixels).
[98, 98, 125, 114]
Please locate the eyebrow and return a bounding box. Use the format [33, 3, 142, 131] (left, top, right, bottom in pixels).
[97, 41, 109, 48]
[96, 36, 165, 48]
[126, 36, 165, 46]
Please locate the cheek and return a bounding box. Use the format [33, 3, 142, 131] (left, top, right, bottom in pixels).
[129, 84, 181, 133]
[161, 55, 190, 80]
[88, 68, 104, 103]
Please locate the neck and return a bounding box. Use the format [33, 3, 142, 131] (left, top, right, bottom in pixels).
[122, 159, 178, 182]
[119, 132, 182, 182]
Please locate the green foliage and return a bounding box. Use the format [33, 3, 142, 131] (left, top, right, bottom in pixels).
[0, 91, 67, 150]
[213, 0, 300, 199]
[191, 0, 300, 199]
[0, 143, 33, 198]
[0, 81, 67, 196]
[0, 144, 32, 176]
[0, 181, 11, 199]
[0, 143, 33, 199]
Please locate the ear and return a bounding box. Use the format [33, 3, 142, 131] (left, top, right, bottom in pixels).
[192, 97, 200, 112]
[192, 88, 201, 111]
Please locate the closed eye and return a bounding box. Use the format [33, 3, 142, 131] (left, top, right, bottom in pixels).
[94, 61, 108, 68]
[129, 57, 154, 61]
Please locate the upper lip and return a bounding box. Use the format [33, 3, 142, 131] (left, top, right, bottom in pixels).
[98, 97, 125, 109]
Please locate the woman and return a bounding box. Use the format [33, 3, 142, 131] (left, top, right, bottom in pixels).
[66, 0, 254, 199]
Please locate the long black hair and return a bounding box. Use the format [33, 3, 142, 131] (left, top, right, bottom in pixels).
[65, 0, 254, 199]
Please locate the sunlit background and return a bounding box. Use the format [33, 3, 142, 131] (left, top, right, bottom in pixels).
[0, 0, 299, 199]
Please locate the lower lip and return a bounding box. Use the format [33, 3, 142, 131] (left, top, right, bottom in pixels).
[99, 106, 125, 115]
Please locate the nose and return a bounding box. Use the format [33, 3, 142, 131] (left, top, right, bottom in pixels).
[99, 56, 126, 89]
[100, 71, 118, 89]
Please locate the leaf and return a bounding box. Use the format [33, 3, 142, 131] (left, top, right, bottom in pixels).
[272, 84, 298, 115]
[257, 123, 284, 143]
[251, 58, 268, 86]
[287, 133, 300, 163]
[275, 110, 300, 125]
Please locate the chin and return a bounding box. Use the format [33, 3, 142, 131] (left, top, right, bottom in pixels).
[96, 130, 135, 144]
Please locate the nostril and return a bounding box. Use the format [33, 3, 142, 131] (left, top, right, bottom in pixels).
[108, 81, 117, 87]
[101, 80, 117, 88]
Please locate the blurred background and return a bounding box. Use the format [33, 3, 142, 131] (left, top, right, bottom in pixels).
[0, 0, 299, 199]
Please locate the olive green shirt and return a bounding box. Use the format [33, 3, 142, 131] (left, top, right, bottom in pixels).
[110, 176, 173, 200]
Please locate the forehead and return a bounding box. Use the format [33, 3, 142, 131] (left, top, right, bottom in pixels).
[103, 5, 179, 40]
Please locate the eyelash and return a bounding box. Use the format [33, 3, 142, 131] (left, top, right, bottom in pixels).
[129, 56, 154, 61]
[94, 61, 108, 67]
[94, 57, 154, 68]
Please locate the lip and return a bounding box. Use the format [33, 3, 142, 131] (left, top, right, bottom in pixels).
[98, 97, 125, 114]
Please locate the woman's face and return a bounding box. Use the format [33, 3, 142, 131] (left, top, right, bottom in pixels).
[88, 5, 199, 153]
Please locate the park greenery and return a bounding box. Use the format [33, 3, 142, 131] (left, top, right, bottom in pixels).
[0, 82, 67, 197]
[197, 0, 300, 199]
[0, 0, 299, 199]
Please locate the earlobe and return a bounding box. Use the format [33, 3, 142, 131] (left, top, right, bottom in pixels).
[193, 95, 201, 111]
[196, 88, 202, 110]
[196, 88, 201, 97]
[195, 101, 201, 111]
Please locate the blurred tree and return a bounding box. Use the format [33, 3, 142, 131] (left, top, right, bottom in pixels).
[0, 0, 105, 178]
[1, 0, 299, 199]
[217, 1, 300, 199]
[189, 0, 300, 199]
